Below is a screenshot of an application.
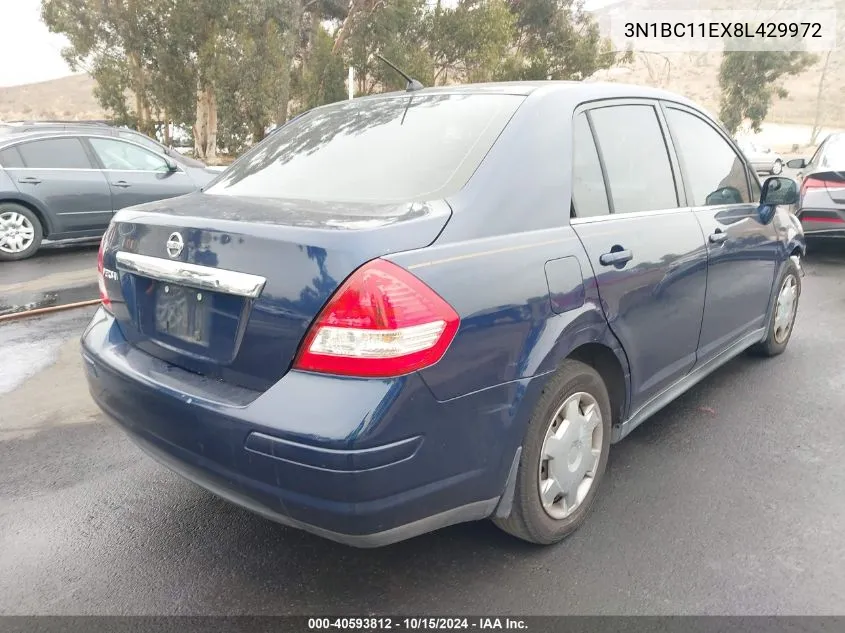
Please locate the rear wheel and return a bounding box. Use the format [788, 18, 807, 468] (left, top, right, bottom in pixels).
[0, 203, 43, 261]
[493, 360, 611, 545]
[772, 159, 783, 175]
[751, 258, 801, 357]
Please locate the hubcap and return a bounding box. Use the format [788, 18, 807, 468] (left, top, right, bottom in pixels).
[773, 160, 782, 175]
[773, 273, 798, 344]
[538, 392, 603, 520]
[0, 211, 35, 254]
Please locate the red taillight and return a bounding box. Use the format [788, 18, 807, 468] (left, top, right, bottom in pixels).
[97, 228, 112, 311]
[800, 176, 828, 198]
[293, 259, 460, 378]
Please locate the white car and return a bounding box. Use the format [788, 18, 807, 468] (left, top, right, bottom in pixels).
[737, 140, 784, 175]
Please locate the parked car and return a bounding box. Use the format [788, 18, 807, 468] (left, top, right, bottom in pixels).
[786, 132, 845, 238]
[0, 120, 208, 169]
[737, 139, 784, 175]
[0, 130, 218, 260]
[81, 82, 805, 548]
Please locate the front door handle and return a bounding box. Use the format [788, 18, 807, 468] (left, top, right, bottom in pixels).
[709, 230, 728, 245]
[111, 180, 132, 188]
[18, 176, 41, 185]
[599, 249, 634, 266]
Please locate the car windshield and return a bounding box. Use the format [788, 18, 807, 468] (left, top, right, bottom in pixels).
[205, 93, 524, 204]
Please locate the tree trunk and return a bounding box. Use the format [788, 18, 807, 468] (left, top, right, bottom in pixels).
[193, 82, 218, 163]
[331, 0, 369, 55]
[810, 50, 833, 146]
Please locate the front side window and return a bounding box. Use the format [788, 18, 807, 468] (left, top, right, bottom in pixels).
[118, 131, 164, 154]
[90, 138, 170, 172]
[571, 112, 609, 218]
[15, 138, 93, 169]
[205, 93, 525, 204]
[588, 105, 679, 214]
[665, 108, 751, 207]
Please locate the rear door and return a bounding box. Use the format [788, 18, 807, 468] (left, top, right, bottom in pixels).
[5, 137, 112, 233]
[570, 101, 708, 412]
[661, 104, 778, 363]
[85, 136, 198, 211]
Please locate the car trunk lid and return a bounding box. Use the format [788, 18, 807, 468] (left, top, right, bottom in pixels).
[100, 193, 451, 392]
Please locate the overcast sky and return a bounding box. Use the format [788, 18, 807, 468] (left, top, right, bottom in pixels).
[0, 0, 621, 88]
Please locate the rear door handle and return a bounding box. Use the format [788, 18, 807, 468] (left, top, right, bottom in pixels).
[709, 231, 728, 244]
[18, 176, 41, 185]
[111, 180, 132, 188]
[599, 249, 634, 266]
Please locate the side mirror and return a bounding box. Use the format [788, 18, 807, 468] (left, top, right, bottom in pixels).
[786, 158, 807, 169]
[164, 156, 178, 172]
[760, 176, 798, 206]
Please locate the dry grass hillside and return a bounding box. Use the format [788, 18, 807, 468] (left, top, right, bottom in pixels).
[0, 73, 104, 121]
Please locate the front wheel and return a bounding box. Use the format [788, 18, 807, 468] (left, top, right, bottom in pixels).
[772, 159, 783, 175]
[750, 259, 801, 357]
[493, 360, 611, 545]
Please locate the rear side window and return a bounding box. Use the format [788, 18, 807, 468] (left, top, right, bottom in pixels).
[664, 108, 750, 206]
[206, 93, 525, 204]
[589, 105, 678, 214]
[0, 146, 25, 168]
[15, 138, 93, 169]
[571, 113, 609, 218]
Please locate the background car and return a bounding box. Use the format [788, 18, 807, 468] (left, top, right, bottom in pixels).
[737, 139, 784, 175]
[0, 130, 218, 260]
[0, 120, 208, 169]
[787, 132, 845, 239]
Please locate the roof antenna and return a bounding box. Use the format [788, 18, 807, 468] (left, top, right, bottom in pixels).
[375, 54, 424, 92]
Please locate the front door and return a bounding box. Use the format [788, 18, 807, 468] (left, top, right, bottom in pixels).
[7, 137, 112, 234]
[569, 103, 709, 413]
[85, 137, 197, 212]
[661, 105, 779, 365]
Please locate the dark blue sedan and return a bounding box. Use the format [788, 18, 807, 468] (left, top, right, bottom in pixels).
[81, 82, 806, 547]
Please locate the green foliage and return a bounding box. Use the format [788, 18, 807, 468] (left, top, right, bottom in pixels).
[43, 0, 625, 155]
[719, 50, 817, 134]
[293, 26, 347, 114]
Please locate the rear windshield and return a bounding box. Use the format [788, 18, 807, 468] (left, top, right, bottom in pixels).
[205, 93, 524, 203]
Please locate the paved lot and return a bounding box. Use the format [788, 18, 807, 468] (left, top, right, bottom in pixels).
[1, 243, 844, 616]
[0, 241, 97, 315]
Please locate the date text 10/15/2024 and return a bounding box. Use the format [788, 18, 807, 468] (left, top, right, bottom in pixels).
[308, 618, 528, 630]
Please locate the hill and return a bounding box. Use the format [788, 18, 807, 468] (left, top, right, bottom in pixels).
[0, 74, 104, 121]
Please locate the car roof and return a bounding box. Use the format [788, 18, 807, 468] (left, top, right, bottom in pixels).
[350, 80, 700, 107]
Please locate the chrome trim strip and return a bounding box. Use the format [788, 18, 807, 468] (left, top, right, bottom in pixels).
[115, 252, 266, 299]
[570, 207, 690, 225]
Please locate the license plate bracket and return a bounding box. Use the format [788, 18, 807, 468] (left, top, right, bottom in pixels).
[154, 283, 211, 346]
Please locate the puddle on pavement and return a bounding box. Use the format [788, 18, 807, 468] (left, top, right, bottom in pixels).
[0, 283, 99, 317]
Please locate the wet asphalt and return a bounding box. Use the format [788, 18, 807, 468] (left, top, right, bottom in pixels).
[1, 244, 844, 616]
[0, 241, 98, 316]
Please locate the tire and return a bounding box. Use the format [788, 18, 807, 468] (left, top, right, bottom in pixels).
[0, 203, 43, 261]
[750, 258, 801, 357]
[772, 159, 783, 175]
[493, 359, 612, 545]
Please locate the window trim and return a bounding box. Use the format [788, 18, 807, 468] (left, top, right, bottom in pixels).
[659, 101, 756, 208]
[571, 98, 685, 223]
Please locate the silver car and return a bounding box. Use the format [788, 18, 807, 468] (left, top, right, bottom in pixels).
[737, 140, 784, 175]
[787, 132, 845, 239]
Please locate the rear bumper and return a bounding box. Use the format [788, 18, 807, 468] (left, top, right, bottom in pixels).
[797, 207, 845, 237]
[81, 308, 528, 546]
